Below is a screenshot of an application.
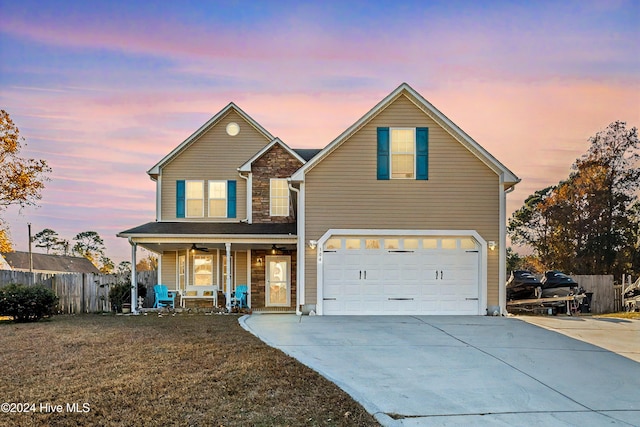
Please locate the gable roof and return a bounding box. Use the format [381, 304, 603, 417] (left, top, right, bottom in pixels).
[290, 83, 520, 187]
[147, 102, 274, 179]
[0, 252, 101, 274]
[238, 138, 307, 172]
[293, 148, 322, 162]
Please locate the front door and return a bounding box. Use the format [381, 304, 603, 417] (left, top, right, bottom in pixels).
[266, 256, 290, 307]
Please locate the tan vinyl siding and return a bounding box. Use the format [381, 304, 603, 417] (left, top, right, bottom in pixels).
[304, 94, 501, 307]
[235, 251, 248, 286]
[161, 252, 177, 289]
[161, 110, 271, 221]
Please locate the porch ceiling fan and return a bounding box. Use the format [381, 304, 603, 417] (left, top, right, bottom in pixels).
[270, 244, 287, 254]
[190, 243, 209, 252]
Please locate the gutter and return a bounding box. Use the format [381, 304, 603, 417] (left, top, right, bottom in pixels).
[499, 179, 518, 315]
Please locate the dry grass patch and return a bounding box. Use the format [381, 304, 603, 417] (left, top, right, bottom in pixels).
[596, 312, 640, 320]
[0, 314, 379, 426]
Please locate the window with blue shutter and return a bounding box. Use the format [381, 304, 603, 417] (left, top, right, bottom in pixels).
[377, 127, 390, 180]
[176, 180, 185, 218]
[416, 127, 429, 180]
[227, 180, 237, 218]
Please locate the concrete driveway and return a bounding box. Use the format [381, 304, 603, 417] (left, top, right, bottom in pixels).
[519, 315, 640, 363]
[241, 315, 640, 426]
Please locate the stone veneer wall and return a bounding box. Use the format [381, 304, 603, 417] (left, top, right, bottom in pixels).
[251, 144, 302, 223]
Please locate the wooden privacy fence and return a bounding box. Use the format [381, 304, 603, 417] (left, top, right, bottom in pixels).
[0, 270, 157, 314]
[573, 275, 614, 314]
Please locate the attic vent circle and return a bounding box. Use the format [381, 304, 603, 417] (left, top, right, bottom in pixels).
[226, 122, 240, 136]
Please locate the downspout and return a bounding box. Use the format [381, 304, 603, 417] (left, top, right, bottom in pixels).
[288, 181, 302, 316]
[156, 176, 162, 221]
[238, 171, 251, 224]
[499, 181, 517, 316]
[128, 237, 138, 314]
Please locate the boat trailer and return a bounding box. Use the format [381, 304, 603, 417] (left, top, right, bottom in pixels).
[507, 294, 587, 316]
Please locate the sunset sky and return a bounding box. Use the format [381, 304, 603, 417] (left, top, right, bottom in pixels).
[1, 0, 638, 263]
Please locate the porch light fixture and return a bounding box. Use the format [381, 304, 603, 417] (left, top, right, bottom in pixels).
[488, 241, 497, 251]
[257, 257, 263, 265]
[308, 240, 317, 250]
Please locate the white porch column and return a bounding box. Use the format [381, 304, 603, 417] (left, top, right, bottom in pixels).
[129, 238, 138, 314]
[225, 242, 232, 311]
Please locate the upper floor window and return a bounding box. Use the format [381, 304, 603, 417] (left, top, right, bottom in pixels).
[208, 181, 227, 217]
[390, 128, 415, 179]
[176, 180, 236, 219]
[377, 127, 429, 181]
[270, 178, 289, 216]
[186, 180, 204, 217]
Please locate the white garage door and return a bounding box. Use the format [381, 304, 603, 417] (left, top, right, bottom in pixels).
[321, 236, 480, 315]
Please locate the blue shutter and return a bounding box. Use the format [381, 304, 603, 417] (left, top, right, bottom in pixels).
[227, 180, 237, 218]
[377, 127, 390, 180]
[416, 127, 429, 180]
[176, 180, 185, 218]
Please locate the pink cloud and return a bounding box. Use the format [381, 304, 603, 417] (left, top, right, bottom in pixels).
[2, 70, 637, 263]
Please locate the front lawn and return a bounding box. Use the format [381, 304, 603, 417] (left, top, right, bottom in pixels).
[0, 314, 379, 426]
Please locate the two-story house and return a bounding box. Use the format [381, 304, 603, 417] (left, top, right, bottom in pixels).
[118, 83, 519, 315]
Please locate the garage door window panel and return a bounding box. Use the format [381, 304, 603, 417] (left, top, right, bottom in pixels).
[384, 239, 400, 250]
[461, 238, 477, 250]
[403, 239, 419, 250]
[441, 239, 458, 249]
[346, 239, 361, 250]
[423, 238, 438, 249]
[365, 239, 380, 249]
[325, 239, 341, 250]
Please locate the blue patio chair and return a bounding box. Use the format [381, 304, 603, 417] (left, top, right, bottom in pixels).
[153, 284, 175, 309]
[232, 285, 248, 308]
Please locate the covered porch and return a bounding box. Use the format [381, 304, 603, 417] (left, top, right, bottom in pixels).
[117, 222, 298, 313]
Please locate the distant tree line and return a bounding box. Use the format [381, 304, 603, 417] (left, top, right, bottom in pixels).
[508, 121, 639, 279]
[31, 228, 157, 274]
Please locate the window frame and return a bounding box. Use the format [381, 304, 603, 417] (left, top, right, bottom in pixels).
[208, 180, 227, 218]
[390, 127, 416, 180]
[178, 254, 186, 290]
[185, 180, 205, 218]
[269, 178, 290, 217]
[193, 254, 214, 286]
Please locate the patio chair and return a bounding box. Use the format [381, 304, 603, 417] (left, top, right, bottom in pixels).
[231, 285, 248, 309]
[153, 284, 175, 309]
